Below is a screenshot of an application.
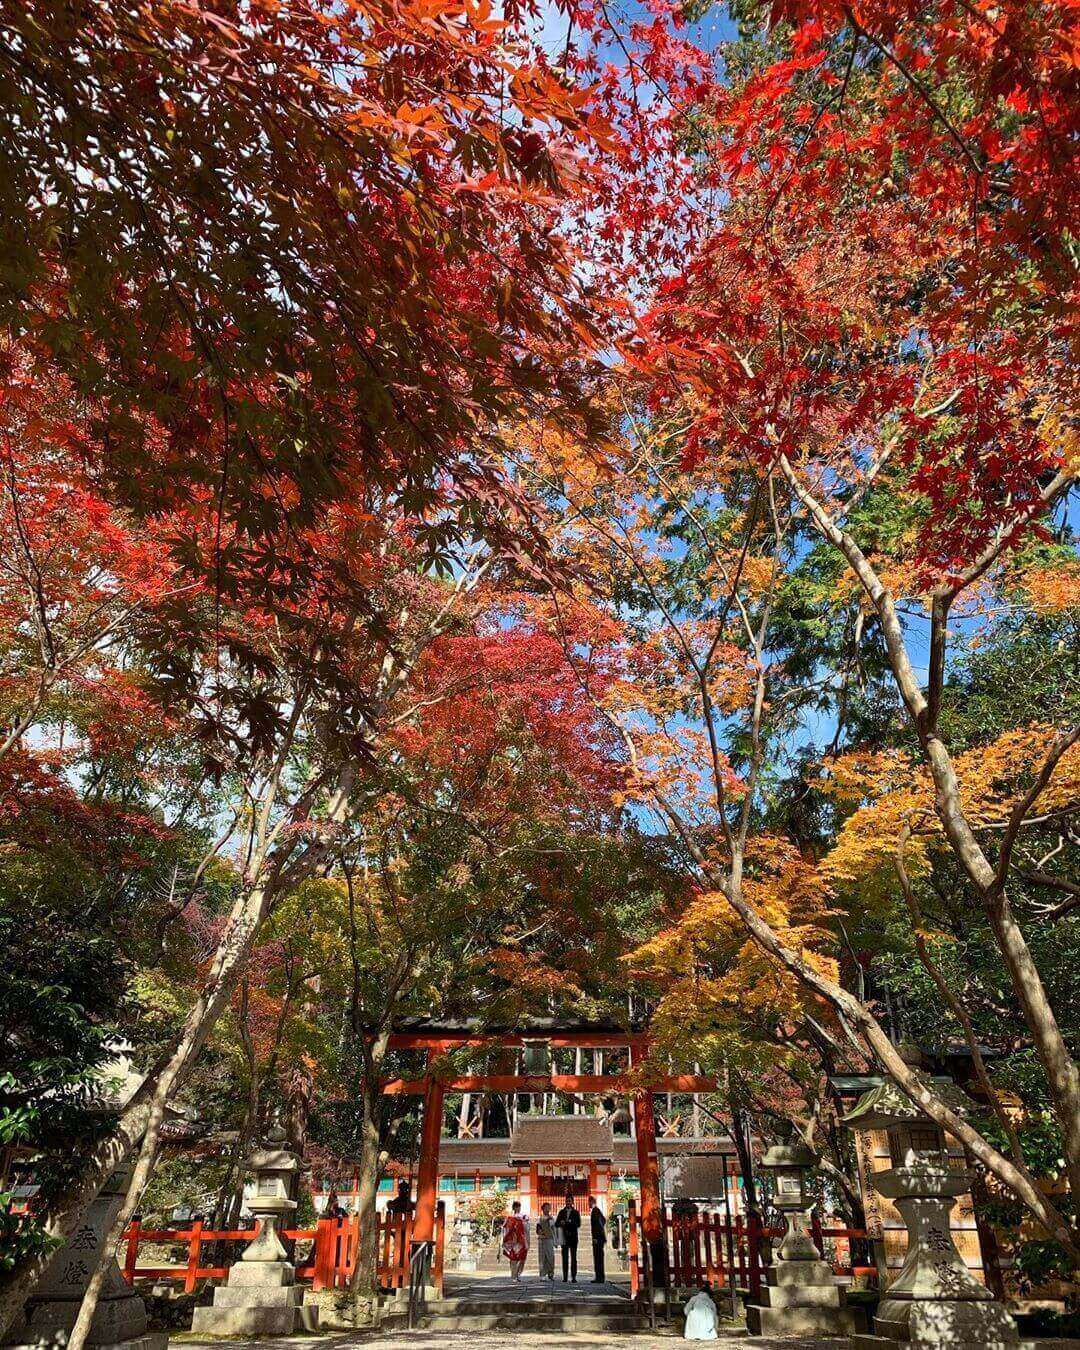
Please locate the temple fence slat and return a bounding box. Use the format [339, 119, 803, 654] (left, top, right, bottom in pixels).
[626, 1199, 875, 1299]
[117, 1205, 444, 1295]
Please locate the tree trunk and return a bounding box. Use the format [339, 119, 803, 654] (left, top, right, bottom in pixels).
[718, 855, 1080, 1255]
[778, 455, 1080, 1208]
[56, 874, 285, 1350]
[348, 1082, 385, 1326]
[0, 753, 357, 1342]
[729, 1100, 758, 1215]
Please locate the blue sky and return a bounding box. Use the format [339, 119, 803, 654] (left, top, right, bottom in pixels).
[533, 0, 738, 64]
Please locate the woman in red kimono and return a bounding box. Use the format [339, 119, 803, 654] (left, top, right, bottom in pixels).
[501, 1201, 530, 1282]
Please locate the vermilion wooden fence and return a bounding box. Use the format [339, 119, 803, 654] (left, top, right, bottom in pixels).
[119, 1204, 445, 1297]
[626, 1200, 874, 1299]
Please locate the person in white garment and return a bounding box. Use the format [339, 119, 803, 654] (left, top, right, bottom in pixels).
[683, 1282, 719, 1340]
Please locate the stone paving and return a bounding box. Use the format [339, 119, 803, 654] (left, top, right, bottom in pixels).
[441, 1273, 632, 1300]
[177, 1324, 1080, 1350]
[174, 1273, 1080, 1350]
[178, 1333, 850, 1349]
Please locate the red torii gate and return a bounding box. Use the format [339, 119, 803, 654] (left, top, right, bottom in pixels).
[383, 1019, 718, 1283]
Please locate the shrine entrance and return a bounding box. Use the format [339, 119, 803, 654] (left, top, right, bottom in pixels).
[536, 1165, 588, 1214]
[381, 1017, 720, 1298]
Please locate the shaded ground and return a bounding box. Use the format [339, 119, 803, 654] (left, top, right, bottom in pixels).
[177, 1328, 1080, 1349]
[178, 1333, 843, 1348]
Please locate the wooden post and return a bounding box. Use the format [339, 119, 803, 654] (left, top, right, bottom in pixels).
[123, 1219, 141, 1285]
[723, 1214, 735, 1291]
[413, 1072, 445, 1246]
[312, 1216, 334, 1291]
[735, 1213, 746, 1287]
[184, 1219, 204, 1293]
[434, 1201, 446, 1297]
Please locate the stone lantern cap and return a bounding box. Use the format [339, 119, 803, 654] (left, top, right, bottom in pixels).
[760, 1142, 817, 1171]
[840, 1074, 973, 1131]
[245, 1146, 300, 1173]
[245, 1125, 300, 1174]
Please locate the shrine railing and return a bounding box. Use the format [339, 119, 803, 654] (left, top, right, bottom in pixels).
[626, 1200, 874, 1300]
[118, 1203, 445, 1297]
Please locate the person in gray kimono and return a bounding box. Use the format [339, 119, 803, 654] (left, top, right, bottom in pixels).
[535, 1203, 556, 1281]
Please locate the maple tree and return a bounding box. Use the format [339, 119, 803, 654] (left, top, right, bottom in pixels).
[2, 0, 1078, 1318]
[320, 593, 629, 1318]
[626, 835, 872, 1222]
[812, 603, 1079, 1283]
[521, 313, 1075, 1252]
[541, 0, 1080, 1254]
[0, 403, 580, 1341]
[1, 0, 614, 533]
[0, 0, 632, 1327]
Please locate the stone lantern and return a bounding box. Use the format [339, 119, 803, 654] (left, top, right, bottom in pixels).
[843, 1077, 1018, 1349]
[4, 1161, 167, 1350]
[456, 1212, 478, 1272]
[191, 1127, 318, 1337]
[763, 1142, 818, 1261]
[241, 1127, 300, 1264]
[745, 1143, 860, 1338]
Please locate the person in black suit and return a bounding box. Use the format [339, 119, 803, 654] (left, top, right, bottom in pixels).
[555, 1193, 581, 1281]
[589, 1196, 607, 1283]
[387, 1180, 414, 1218]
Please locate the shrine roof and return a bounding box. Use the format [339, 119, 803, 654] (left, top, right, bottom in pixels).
[436, 1139, 514, 1169]
[509, 1116, 615, 1162]
[386, 1016, 646, 1047]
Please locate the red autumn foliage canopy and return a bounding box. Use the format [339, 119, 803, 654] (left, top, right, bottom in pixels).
[617, 0, 1077, 578]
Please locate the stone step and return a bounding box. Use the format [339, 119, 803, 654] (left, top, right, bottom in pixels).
[757, 1282, 843, 1309]
[190, 1304, 319, 1336]
[746, 1303, 863, 1338]
[210, 1285, 304, 1309]
[411, 1312, 661, 1332]
[425, 1297, 633, 1315]
[225, 1263, 295, 1288]
[428, 1289, 711, 1312]
[767, 1259, 836, 1286]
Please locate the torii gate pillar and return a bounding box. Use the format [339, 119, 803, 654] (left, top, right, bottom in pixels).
[631, 1046, 667, 1287]
[413, 1071, 445, 1247]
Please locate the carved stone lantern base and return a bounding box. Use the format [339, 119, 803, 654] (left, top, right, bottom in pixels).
[852, 1165, 1018, 1349]
[745, 1145, 864, 1339]
[190, 1133, 319, 1338]
[842, 1069, 1020, 1349]
[746, 1257, 865, 1339]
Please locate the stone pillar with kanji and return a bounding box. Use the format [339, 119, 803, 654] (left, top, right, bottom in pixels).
[3, 1164, 166, 1350]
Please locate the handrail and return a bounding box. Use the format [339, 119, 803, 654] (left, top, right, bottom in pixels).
[641, 1228, 657, 1332]
[660, 1236, 671, 1325]
[406, 1241, 431, 1331]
